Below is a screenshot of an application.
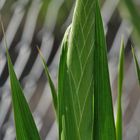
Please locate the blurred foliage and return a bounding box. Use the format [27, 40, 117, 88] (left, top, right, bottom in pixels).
[120, 0, 140, 46]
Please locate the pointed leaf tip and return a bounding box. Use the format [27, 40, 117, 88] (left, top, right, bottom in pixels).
[38, 48, 58, 113]
[7, 50, 41, 140]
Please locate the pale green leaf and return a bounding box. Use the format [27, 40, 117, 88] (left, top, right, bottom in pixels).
[38, 47, 58, 112]
[116, 39, 125, 140]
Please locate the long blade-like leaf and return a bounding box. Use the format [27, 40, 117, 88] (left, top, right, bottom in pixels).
[6, 50, 41, 140]
[59, 0, 116, 139]
[58, 27, 69, 139]
[58, 25, 80, 140]
[93, 1, 116, 139]
[66, 0, 96, 139]
[116, 39, 125, 140]
[38, 48, 57, 113]
[132, 47, 140, 85]
[1, 17, 41, 140]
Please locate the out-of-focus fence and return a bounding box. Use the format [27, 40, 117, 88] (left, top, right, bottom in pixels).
[0, 0, 140, 140]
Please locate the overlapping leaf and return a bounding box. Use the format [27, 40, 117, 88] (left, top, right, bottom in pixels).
[62, 0, 96, 139]
[58, 26, 80, 140]
[58, 0, 116, 139]
[1, 0, 132, 139]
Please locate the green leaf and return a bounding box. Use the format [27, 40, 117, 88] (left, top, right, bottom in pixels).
[59, 0, 116, 139]
[38, 47, 58, 113]
[1, 16, 41, 140]
[93, 1, 116, 139]
[116, 39, 125, 140]
[58, 26, 70, 139]
[6, 49, 41, 140]
[64, 0, 96, 139]
[132, 47, 140, 85]
[58, 25, 80, 140]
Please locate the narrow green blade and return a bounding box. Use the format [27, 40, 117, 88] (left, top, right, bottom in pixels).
[38, 48, 57, 112]
[58, 26, 80, 140]
[58, 27, 69, 139]
[132, 47, 140, 85]
[6, 50, 41, 140]
[1, 16, 41, 140]
[116, 39, 125, 140]
[93, 1, 116, 139]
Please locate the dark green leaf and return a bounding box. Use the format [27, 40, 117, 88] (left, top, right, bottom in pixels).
[6, 50, 41, 140]
[1, 17, 41, 140]
[93, 1, 116, 139]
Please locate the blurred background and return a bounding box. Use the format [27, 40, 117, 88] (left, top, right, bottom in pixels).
[0, 0, 140, 139]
